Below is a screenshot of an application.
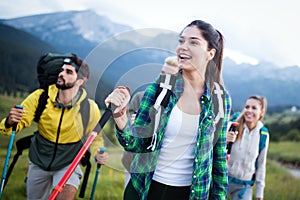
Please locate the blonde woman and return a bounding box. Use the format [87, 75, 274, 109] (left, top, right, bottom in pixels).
[227, 96, 269, 200]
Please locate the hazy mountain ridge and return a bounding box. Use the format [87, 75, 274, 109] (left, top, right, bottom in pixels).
[223, 59, 300, 82]
[1, 10, 300, 108]
[223, 59, 300, 108]
[1, 10, 132, 58]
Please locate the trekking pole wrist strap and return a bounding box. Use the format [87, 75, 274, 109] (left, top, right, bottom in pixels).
[4, 117, 12, 128]
[112, 105, 127, 118]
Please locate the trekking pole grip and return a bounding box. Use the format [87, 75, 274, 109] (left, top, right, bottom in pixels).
[97, 147, 107, 167]
[226, 122, 239, 155]
[12, 105, 23, 131]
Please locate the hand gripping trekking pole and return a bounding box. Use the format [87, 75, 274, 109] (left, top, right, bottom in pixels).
[0, 105, 23, 199]
[90, 147, 106, 200]
[226, 122, 239, 162]
[48, 87, 130, 200]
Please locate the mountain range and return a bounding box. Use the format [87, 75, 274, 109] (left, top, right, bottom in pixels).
[1, 10, 299, 110]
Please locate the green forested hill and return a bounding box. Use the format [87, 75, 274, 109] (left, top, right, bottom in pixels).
[0, 23, 59, 95]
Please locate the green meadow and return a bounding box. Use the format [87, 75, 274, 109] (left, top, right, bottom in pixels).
[0, 94, 299, 199]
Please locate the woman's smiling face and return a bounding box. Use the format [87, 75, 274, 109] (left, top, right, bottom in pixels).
[176, 25, 215, 75]
[243, 98, 263, 125]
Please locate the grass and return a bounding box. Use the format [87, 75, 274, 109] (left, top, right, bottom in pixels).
[1, 142, 300, 199]
[268, 141, 300, 165]
[0, 93, 126, 199]
[265, 110, 300, 124]
[0, 94, 25, 119]
[1, 94, 300, 199]
[264, 160, 300, 199]
[0, 146, 126, 200]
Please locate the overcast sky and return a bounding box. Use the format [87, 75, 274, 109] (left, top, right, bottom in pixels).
[0, 0, 299, 67]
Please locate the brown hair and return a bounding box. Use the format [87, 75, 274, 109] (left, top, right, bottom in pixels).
[70, 54, 90, 80]
[182, 20, 225, 92]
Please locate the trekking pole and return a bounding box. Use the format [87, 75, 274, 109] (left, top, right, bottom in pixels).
[0, 105, 23, 199]
[90, 147, 106, 200]
[48, 86, 130, 200]
[4, 135, 33, 189]
[226, 122, 239, 162]
[48, 109, 111, 200]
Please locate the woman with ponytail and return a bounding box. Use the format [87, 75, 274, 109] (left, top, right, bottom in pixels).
[106, 20, 231, 200]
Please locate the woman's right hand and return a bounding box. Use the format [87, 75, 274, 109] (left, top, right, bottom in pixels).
[105, 86, 130, 130]
[105, 86, 130, 115]
[161, 56, 179, 75]
[226, 130, 238, 143]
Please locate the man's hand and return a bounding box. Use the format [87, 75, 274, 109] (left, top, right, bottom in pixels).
[95, 150, 109, 165]
[5, 106, 25, 128]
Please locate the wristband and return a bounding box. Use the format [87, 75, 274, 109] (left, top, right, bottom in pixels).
[113, 105, 127, 118]
[4, 117, 12, 128]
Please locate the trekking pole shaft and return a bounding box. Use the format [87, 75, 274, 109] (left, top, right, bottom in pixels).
[48, 131, 98, 200]
[90, 147, 106, 200]
[0, 105, 23, 199]
[90, 166, 100, 200]
[0, 130, 16, 198]
[48, 108, 112, 200]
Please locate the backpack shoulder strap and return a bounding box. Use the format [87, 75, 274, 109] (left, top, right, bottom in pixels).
[77, 96, 91, 198]
[79, 96, 90, 137]
[258, 126, 269, 154]
[212, 82, 225, 124]
[252, 125, 269, 181]
[255, 126, 269, 167]
[34, 88, 49, 123]
[212, 82, 225, 144]
[154, 74, 177, 109]
[147, 73, 178, 151]
[149, 79, 226, 150]
[34, 87, 90, 136]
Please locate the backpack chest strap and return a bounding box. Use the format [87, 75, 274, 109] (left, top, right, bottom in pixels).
[147, 73, 177, 151]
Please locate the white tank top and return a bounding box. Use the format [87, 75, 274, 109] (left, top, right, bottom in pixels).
[153, 105, 199, 186]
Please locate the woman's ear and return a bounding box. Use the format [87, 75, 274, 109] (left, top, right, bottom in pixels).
[260, 109, 265, 120]
[208, 48, 216, 60]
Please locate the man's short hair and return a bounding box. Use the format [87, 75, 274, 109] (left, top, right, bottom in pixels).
[66, 54, 90, 80]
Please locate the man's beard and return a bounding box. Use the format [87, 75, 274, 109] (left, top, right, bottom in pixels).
[56, 79, 76, 90]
